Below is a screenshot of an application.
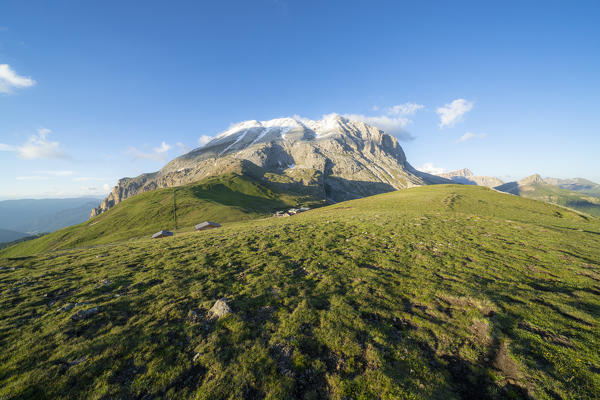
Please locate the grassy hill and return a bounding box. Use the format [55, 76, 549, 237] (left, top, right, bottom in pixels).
[496, 178, 600, 217]
[0, 173, 319, 257]
[1, 184, 599, 399]
[544, 177, 600, 198]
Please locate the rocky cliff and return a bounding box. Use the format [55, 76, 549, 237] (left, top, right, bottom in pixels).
[437, 168, 504, 188]
[91, 115, 448, 218]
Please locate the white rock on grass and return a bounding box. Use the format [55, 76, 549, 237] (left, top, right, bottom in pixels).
[209, 298, 231, 319]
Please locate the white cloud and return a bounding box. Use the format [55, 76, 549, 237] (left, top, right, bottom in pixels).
[0, 129, 70, 160]
[342, 114, 415, 141]
[155, 141, 171, 154]
[457, 132, 487, 142]
[417, 162, 446, 175]
[436, 99, 474, 128]
[340, 101, 424, 141]
[387, 102, 424, 116]
[0, 64, 36, 93]
[102, 183, 111, 191]
[198, 135, 213, 147]
[127, 141, 173, 161]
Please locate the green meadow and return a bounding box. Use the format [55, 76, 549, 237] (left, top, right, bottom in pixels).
[1, 184, 599, 399]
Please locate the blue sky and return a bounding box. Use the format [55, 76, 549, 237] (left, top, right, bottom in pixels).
[1, 0, 599, 199]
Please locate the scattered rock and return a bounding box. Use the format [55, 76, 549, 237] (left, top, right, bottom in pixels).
[71, 307, 99, 321]
[193, 352, 202, 362]
[209, 298, 231, 319]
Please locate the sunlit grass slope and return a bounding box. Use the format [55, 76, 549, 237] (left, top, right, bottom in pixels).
[0, 173, 316, 257]
[497, 181, 600, 217]
[1, 184, 599, 399]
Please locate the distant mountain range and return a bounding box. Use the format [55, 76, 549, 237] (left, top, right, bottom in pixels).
[543, 177, 600, 197]
[0, 198, 102, 241]
[495, 174, 600, 217]
[0, 228, 29, 244]
[436, 168, 504, 187]
[435, 169, 600, 217]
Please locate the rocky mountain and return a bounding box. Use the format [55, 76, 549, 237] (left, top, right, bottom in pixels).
[495, 173, 545, 194]
[91, 115, 448, 217]
[495, 174, 600, 217]
[437, 168, 504, 188]
[544, 177, 600, 197]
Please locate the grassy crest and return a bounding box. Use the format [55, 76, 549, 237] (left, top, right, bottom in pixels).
[499, 182, 600, 217]
[0, 174, 317, 257]
[0, 185, 599, 399]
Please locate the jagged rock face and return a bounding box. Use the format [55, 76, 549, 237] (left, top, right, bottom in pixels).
[90, 115, 447, 218]
[437, 168, 504, 188]
[438, 168, 474, 179]
[518, 174, 545, 186]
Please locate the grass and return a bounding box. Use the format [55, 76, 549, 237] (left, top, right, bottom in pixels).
[0, 184, 599, 399]
[498, 181, 600, 217]
[0, 173, 321, 257]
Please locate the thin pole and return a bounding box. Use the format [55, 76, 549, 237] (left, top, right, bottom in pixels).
[173, 187, 177, 232]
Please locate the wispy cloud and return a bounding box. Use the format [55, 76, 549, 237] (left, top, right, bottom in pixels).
[437, 99, 474, 128]
[175, 142, 191, 154]
[0, 129, 70, 160]
[343, 114, 415, 141]
[342, 101, 424, 141]
[127, 141, 173, 161]
[198, 135, 214, 147]
[0, 143, 16, 152]
[416, 162, 446, 175]
[386, 102, 424, 116]
[457, 132, 486, 143]
[0, 64, 36, 93]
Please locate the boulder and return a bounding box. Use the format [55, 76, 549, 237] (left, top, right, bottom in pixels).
[209, 298, 231, 319]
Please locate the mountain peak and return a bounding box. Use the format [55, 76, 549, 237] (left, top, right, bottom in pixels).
[518, 174, 545, 185]
[90, 115, 447, 217]
[439, 168, 474, 178]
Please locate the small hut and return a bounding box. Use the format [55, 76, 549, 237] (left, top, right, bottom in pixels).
[195, 221, 221, 231]
[152, 230, 174, 239]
